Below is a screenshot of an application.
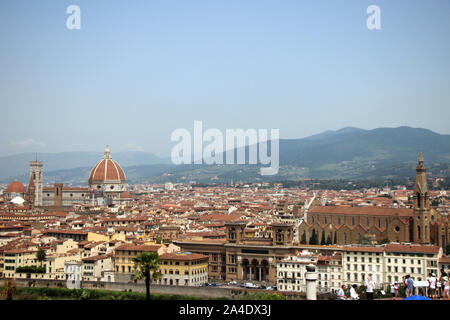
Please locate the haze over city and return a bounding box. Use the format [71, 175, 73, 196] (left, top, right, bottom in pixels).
[1, 0, 450, 157]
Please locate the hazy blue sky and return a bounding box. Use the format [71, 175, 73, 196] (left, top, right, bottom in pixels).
[0, 0, 449, 157]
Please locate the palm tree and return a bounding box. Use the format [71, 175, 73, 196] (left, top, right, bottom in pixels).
[2, 280, 16, 300]
[132, 252, 162, 300]
[36, 248, 46, 268]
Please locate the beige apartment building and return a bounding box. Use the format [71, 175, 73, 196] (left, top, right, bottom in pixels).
[3, 249, 40, 278]
[317, 253, 342, 292]
[341, 243, 442, 289]
[342, 246, 385, 287]
[383, 243, 442, 284]
[276, 251, 318, 292]
[81, 255, 114, 282]
[275, 243, 443, 294]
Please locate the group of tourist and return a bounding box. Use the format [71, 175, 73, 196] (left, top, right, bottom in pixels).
[404, 269, 449, 299]
[336, 270, 450, 300]
[336, 277, 376, 300]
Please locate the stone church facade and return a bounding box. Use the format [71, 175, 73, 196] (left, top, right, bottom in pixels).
[298, 152, 450, 249]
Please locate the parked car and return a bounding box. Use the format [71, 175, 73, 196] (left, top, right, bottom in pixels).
[228, 281, 237, 285]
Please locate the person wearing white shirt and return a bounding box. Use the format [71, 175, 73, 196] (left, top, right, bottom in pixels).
[350, 284, 359, 300]
[365, 276, 375, 300]
[428, 272, 437, 299]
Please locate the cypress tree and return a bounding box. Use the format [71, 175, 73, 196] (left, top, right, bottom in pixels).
[309, 228, 317, 245]
[326, 234, 332, 245]
[301, 231, 307, 244]
[334, 231, 337, 244]
[320, 232, 326, 245]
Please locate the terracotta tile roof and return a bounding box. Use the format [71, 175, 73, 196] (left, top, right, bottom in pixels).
[159, 252, 208, 261]
[115, 243, 161, 252]
[342, 246, 384, 253]
[4, 248, 36, 254]
[84, 241, 105, 249]
[384, 244, 440, 254]
[44, 229, 88, 235]
[44, 211, 68, 217]
[309, 206, 413, 217]
[82, 255, 109, 262]
[6, 181, 26, 193]
[67, 248, 79, 254]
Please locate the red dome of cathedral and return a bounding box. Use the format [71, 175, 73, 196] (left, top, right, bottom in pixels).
[88, 146, 126, 185]
[6, 181, 26, 194]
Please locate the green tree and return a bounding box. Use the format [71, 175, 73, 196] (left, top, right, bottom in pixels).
[333, 231, 337, 244]
[36, 248, 46, 268]
[326, 234, 332, 245]
[16, 266, 45, 273]
[300, 231, 307, 244]
[358, 234, 371, 245]
[445, 244, 450, 256]
[132, 252, 162, 300]
[380, 238, 390, 245]
[320, 232, 326, 245]
[309, 229, 318, 245]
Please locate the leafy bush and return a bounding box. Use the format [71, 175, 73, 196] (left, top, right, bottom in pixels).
[237, 292, 286, 300]
[15, 266, 46, 273]
[14, 287, 213, 300]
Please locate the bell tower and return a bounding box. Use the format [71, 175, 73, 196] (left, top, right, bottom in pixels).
[27, 173, 35, 208]
[29, 159, 43, 207]
[412, 151, 430, 243]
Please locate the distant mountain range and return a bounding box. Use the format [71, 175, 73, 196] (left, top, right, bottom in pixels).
[1, 126, 449, 185]
[280, 126, 450, 167]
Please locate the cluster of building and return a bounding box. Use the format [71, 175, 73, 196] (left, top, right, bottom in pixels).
[0, 149, 449, 294]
